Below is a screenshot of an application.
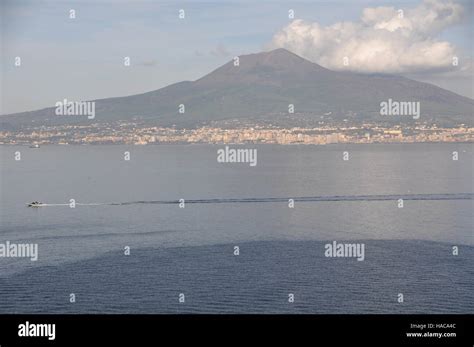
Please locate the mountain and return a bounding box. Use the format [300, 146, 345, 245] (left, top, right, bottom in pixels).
[2, 48, 473, 129]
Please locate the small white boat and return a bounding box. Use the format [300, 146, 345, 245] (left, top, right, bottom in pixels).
[27, 201, 44, 207]
[29, 144, 40, 148]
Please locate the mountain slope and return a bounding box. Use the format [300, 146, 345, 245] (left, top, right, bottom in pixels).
[2, 48, 473, 129]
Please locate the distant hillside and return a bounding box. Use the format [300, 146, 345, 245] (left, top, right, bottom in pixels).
[2, 48, 473, 129]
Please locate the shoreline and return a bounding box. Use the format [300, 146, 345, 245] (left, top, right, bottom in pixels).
[0, 141, 473, 146]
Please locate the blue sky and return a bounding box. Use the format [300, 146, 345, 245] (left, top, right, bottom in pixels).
[1, 0, 472, 114]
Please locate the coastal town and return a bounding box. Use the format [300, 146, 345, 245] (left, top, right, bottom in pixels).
[0, 122, 472, 145]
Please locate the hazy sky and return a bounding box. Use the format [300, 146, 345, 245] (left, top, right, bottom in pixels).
[1, 0, 472, 114]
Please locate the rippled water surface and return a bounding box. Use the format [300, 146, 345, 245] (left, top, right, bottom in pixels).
[0, 144, 472, 313]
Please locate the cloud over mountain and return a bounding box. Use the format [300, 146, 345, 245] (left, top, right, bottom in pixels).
[270, 0, 465, 74]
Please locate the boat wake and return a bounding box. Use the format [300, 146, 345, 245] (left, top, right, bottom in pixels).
[28, 193, 473, 207]
[41, 203, 108, 206]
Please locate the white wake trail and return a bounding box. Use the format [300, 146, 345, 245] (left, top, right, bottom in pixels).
[34, 203, 110, 207]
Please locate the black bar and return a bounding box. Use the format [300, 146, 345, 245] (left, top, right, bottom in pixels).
[0, 314, 472, 346]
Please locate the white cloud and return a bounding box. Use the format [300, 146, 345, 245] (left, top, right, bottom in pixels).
[270, 0, 465, 74]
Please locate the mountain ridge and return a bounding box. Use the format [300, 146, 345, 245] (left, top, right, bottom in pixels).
[2, 48, 473, 129]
